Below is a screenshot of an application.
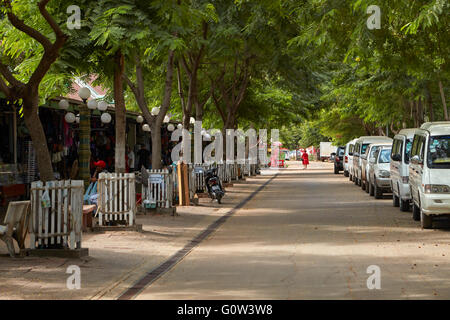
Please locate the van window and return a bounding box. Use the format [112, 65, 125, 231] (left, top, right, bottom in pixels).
[428, 135, 450, 169]
[379, 149, 392, 163]
[370, 146, 380, 159]
[361, 143, 370, 154]
[349, 144, 354, 155]
[391, 139, 403, 161]
[418, 136, 426, 159]
[411, 135, 420, 157]
[404, 138, 413, 164]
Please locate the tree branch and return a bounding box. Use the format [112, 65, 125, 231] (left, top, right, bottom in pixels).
[0, 75, 11, 98]
[38, 0, 66, 39]
[0, 61, 23, 87]
[2, 0, 53, 51]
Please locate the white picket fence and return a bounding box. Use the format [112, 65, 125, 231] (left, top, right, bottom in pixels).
[192, 163, 211, 193]
[97, 173, 136, 226]
[29, 180, 83, 250]
[142, 169, 174, 209]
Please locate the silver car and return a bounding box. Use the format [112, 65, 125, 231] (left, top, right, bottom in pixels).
[368, 146, 393, 199]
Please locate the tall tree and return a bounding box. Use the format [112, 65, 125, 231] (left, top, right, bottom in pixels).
[0, 0, 68, 181]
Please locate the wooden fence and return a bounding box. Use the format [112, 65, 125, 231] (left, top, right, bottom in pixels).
[97, 173, 136, 226]
[30, 180, 83, 250]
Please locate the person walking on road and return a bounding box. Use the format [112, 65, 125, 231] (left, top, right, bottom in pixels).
[302, 150, 309, 170]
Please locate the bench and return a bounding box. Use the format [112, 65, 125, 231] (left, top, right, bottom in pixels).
[0, 201, 30, 257]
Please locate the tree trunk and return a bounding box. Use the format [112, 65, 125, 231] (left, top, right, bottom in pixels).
[151, 124, 162, 169]
[439, 80, 448, 121]
[23, 96, 54, 182]
[152, 50, 175, 170]
[114, 50, 126, 173]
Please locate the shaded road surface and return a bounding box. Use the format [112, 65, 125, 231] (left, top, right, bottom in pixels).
[131, 161, 450, 299]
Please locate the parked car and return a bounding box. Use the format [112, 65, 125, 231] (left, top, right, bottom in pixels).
[353, 136, 393, 186]
[368, 146, 393, 199]
[361, 143, 392, 193]
[334, 146, 345, 174]
[409, 122, 450, 229]
[390, 129, 416, 212]
[345, 139, 357, 178]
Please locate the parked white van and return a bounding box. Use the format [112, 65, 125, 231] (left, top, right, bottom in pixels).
[368, 145, 393, 199]
[362, 143, 392, 193]
[353, 136, 393, 186]
[345, 139, 357, 179]
[390, 129, 416, 212]
[409, 122, 450, 229]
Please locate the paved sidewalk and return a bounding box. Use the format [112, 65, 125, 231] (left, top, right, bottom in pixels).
[0, 174, 270, 300]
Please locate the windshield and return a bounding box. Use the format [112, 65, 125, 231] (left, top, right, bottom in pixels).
[378, 149, 391, 163]
[428, 135, 450, 168]
[404, 138, 413, 164]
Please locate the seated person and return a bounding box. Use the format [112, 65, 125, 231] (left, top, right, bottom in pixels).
[84, 160, 107, 205]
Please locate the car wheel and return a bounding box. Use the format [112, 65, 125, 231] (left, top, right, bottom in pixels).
[354, 176, 358, 185]
[361, 179, 366, 190]
[365, 180, 370, 193]
[421, 210, 432, 229]
[399, 198, 409, 212]
[393, 194, 399, 207]
[412, 202, 420, 221]
[349, 174, 353, 181]
[334, 166, 339, 174]
[369, 182, 374, 196]
[357, 178, 361, 186]
[344, 171, 349, 177]
[374, 180, 383, 199]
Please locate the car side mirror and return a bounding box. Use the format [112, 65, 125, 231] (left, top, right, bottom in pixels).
[411, 155, 423, 165]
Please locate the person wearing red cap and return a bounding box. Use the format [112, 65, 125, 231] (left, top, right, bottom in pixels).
[91, 160, 107, 183]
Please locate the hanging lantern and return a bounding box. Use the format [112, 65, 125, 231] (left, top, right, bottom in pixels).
[75, 115, 80, 124]
[163, 115, 170, 123]
[151, 107, 160, 116]
[204, 133, 211, 140]
[142, 124, 151, 132]
[177, 123, 183, 130]
[87, 99, 98, 110]
[59, 99, 69, 110]
[190, 117, 195, 124]
[167, 124, 175, 132]
[65, 112, 76, 123]
[201, 129, 206, 136]
[101, 113, 112, 124]
[136, 115, 144, 123]
[98, 101, 108, 111]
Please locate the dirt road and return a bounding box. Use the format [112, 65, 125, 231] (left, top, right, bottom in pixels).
[131, 161, 450, 299]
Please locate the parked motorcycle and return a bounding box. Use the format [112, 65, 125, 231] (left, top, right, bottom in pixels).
[205, 167, 225, 204]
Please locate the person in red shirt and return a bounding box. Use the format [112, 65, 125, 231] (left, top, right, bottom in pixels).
[302, 150, 309, 170]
